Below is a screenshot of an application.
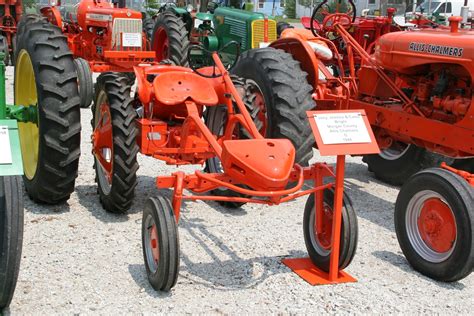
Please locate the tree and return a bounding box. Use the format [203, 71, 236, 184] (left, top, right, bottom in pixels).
[284, 0, 296, 18]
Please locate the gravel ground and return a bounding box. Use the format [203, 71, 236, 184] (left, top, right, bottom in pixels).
[4, 66, 473, 314]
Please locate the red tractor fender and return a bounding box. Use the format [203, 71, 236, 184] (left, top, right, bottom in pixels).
[134, 66, 153, 105]
[40, 6, 62, 28]
[270, 31, 320, 87]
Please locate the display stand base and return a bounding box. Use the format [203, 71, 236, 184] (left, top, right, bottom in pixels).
[282, 257, 357, 285]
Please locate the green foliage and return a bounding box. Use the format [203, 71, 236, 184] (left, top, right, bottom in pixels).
[22, 0, 36, 9]
[144, 0, 161, 16]
[244, 2, 254, 11]
[284, 0, 296, 18]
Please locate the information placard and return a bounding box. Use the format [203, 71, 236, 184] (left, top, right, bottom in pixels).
[0, 126, 12, 164]
[314, 112, 371, 145]
[307, 110, 380, 156]
[122, 33, 142, 47]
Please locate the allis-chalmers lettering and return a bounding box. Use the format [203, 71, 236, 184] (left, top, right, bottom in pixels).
[409, 42, 464, 57]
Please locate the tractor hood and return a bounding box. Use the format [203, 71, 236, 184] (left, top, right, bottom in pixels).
[77, 0, 142, 29]
[374, 28, 474, 74]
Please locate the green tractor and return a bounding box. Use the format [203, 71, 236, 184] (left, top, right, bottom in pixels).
[0, 52, 23, 312]
[1, 15, 82, 311]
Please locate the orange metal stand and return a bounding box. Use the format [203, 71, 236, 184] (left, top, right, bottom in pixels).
[282, 155, 357, 285]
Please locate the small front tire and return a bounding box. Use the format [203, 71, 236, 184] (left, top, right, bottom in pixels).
[142, 196, 180, 292]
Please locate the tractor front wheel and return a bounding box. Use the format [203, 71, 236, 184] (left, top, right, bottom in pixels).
[0, 176, 24, 311]
[151, 11, 189, 66]
[142, 196, 180, 292]
[92, 73, 139, 214]
[231, 48, 315, 166]
[15, 20, 81, 204]
[303, 189, 358, 272]
[74, 58, 93, 108]
[395, 168, 473, 282]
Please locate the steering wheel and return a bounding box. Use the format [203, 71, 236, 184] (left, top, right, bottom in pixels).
[188, 41, 241, 78]
[310, 0, 356, 37]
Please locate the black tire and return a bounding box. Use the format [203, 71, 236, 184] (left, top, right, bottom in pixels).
[143, 17, 155, 50]
[451, 158, 474, 173]
[303, 189, 358, 272]
[276, 21, 294, 37]
[0, 176, 24, 311]
[15, 21, 81, 204]
[92, 73, 139, 213]
[14, 14, 46, 62]
[204, 77, 252, 209]
[232, 48, 315, 166]
[151, 11, 190, 66]
[363, 143, 447, 186]
[73, 58, 93, 108]
[10, 34, 16, 66]
[0, 35, 9, 65]
[395, 168, 473, 282]
[142, 196, 180, 292]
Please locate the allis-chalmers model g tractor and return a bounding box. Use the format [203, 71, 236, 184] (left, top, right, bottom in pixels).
[90, 42, 360, 291]
[27, 0, 155, 108]
[247, 8, 473, 281]
[0, 0, 22, 64]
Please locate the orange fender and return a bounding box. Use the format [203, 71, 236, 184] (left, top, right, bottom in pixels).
[40, 6, 62, 28]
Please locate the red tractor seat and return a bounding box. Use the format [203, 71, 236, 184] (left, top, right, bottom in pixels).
[153, 72, 219, 106]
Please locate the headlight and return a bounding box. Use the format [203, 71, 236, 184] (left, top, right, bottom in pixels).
[187, 4, 194, 12]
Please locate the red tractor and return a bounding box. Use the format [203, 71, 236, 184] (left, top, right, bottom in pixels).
[0, 0, 22, 64]
[21, 0, 156, 107]
[238, 12, 473, 281]
[91, 43, 361, 291]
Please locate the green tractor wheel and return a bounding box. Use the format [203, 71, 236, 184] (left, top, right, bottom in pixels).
[0, 176, 23, 311]
[15, 19, 81, 204]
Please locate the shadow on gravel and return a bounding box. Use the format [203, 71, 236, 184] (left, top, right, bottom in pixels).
[24, 196, 71, 215]
[372, 250, 467, 290]
[128, 264, 174, 298]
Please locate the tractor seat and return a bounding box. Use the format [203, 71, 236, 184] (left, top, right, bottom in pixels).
[153, 72, 219, 106]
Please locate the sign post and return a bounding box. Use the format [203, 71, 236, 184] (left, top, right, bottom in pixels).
[283, 110, 379, 285]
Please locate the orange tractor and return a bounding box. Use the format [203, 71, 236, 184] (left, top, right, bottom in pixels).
[0, 0, 22, 64]
[236, 11, 472, 281]
[91, 43, 361, 291]
[23, 0, 155, 107]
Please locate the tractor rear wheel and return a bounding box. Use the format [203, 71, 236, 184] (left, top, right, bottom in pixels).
[0, 35, 9, 65]
[363, 143, 447, 186]
[152, 11, 190, 66]
[303, 189, 358, 272]
[15, 21, 81, 204]
[0, 176, 23, 311]
[74, 58, 93, 108]
[142, 196, 180, 292]
[395, 168, 473, 281]
[143, 17, 155, 50]
[92, 73, 139, 214]
[231, 48, 315, 166]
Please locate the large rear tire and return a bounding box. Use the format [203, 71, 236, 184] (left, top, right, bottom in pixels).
[395, 168, 473, 281]
[0, 176, 24, 311]
[0, 35, 10, 65]
[151, 11, 190, 66]
[15, 21, 81, 204]
[231, 48, 315, 166]
[92, 73, 139, 213]
[363, 143, 447, 186]
[143, 17, 155, 50]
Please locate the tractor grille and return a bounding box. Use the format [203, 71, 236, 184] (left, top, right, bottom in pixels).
[111, 18, 142, 49]
[224, 17, 247, 49]
[251, 19, 277, 49]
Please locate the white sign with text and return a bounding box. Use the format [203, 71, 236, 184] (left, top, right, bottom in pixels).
[0, 126, 12, 164]
[314, 113, 371, 145]
[122, 33, 142, 47]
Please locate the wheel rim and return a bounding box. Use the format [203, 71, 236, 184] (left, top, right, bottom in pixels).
[309, 202, 333, 256]
[153, 27, 169, 61]
[144, 214, 160, 273]
[246, 80, 267, 135]
[406, 190, 457, 263]
[379, 142, 410, 160]
[93, 91, 113, 194]
[15, 49, 39, 180]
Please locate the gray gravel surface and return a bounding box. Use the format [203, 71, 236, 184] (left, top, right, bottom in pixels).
[4, 66, 473, 314]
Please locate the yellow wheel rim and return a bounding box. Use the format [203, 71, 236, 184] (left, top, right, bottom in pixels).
[15, 50, 39, 180]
